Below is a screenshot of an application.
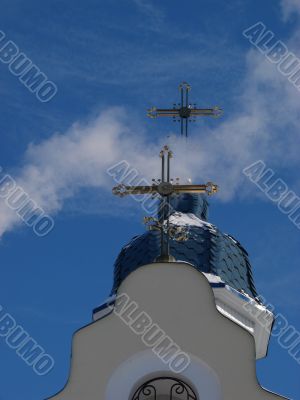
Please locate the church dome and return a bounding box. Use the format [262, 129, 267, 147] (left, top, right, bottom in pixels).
[112, 194, 258, 299]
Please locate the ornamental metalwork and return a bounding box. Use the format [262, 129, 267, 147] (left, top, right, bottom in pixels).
[113, 145, 218, 262]
[147, 81, 222, 137]
[132, 377, 197, 400]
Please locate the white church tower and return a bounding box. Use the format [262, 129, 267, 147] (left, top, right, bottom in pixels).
[47, 83, 287, 400]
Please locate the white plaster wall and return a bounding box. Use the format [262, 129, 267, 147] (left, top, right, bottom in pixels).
[47, 262, 287, 400]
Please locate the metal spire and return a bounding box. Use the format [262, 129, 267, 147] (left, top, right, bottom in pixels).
[147, 82, 222, 137]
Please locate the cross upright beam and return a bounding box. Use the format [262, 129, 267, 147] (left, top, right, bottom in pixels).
[159, 146, 172, 261]
[147, 82, 222, 137]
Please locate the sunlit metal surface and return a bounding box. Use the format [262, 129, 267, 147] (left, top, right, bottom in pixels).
[112, 146, 218, 262]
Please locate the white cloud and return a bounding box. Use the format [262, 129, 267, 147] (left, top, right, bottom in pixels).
[132, 0, 164, 32]
[281, 0, 300, 20]
[0, 108, 160, 237]
[2, 24, 300, 237]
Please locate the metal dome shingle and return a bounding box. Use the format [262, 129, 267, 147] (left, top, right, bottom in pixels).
[112, 195, 258, 299]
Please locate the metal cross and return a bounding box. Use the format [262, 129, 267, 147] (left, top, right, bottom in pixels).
[147, 82, 222, 137]
[112, 145, 218, 262]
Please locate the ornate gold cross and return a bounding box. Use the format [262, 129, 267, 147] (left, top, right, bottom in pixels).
[112, 145, 218, 261]
[147, 82, 222, 137]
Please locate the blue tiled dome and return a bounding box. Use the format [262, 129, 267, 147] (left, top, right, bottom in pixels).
[112, 194, 258, 299]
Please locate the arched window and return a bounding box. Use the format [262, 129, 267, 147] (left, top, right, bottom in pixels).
[132, 377, 197, 400]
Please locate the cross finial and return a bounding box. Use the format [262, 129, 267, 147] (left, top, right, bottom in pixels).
[112, 146, 218, 262]
[147, 82, 223, 137]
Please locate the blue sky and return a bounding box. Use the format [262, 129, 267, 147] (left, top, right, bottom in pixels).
[0, 0, 300, 398]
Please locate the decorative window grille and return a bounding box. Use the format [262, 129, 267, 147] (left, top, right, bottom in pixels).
[132, 377, 197, 400]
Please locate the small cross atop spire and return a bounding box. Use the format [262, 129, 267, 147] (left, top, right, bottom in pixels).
[147, 82, 222, 137]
